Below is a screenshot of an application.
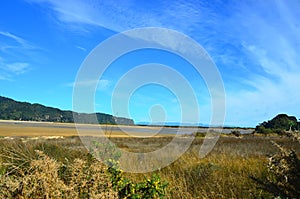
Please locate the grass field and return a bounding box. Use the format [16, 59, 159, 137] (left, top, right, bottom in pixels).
[0, 121, 299, 198]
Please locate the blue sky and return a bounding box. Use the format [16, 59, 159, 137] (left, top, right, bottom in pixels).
[1, 0, 300, 127]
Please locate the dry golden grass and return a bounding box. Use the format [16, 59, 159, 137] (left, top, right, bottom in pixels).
[0, 122, 299, 198]
[119, 136, 300, 198]
[0, 149, 117, 199]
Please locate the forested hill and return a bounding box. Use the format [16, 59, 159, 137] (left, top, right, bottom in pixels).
[0, 96, 134, 125]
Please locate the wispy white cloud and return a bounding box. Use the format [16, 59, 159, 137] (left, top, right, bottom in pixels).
[0, 31, 26, 46]
[0, 31, 39, 80]
[0, 60, 30, 80]
[25, 0, 204, 34]
[4, 62, 30, 75]
[66, 79, 111, 91]
[223, 1, 300, 126]
[97, 79, 111, 90]
[26, 0, 300, 126]
[75, 45, 87, 51]
[0, 31, 34, 50]
[0, 74, 8, 80]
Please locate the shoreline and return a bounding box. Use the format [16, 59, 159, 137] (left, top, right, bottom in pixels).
[0, 120, 174, 138]
[0, 119, 254, 137]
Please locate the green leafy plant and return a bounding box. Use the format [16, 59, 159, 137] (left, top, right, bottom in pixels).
[107, 159, 168, 199]
[90, 140, 122, 163]
[89, 139, 168, 199]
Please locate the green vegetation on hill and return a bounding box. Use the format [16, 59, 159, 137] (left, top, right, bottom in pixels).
[0, 96, 134, 125]
[255, 114, 300, 134]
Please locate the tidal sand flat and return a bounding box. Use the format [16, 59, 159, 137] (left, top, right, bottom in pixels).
[0, 120, 178, 138]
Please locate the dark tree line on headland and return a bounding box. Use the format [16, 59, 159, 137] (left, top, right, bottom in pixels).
[0, 96, 134, 125]
[255, 114, 300, 134]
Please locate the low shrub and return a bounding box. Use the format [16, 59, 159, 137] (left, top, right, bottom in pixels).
[0, 139, 168, 199]
[252, 141, 300, 198]
[107, 159, 168, 199]
[89, 139, 169, 198]
[231, 130, 241, 137]
[0, 150, 117, 199]
[193, 132, 206, 138]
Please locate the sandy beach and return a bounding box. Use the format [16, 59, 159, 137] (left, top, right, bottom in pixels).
[0, 120, 175, 138]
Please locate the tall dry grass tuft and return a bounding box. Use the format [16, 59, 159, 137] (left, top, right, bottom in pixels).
[0, 142, 118, 199]
[0, 150, 69, 198]
[68, 158, 117, 198]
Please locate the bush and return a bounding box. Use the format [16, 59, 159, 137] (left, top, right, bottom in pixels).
[89, 139, 169, 198]
[107, 159, 168, 199]
[267, 142, 300, 198]
[252, 141, 300, 198]
[0, 150, 117, 199]
[104, 152, 168, 199]
[255, 126, 273, 134]
[0, 139, 169, 199]
[193, 132, 206, 138]
[231, 130, 241, 137]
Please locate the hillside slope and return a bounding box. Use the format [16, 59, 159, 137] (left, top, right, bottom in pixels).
[0, 96, 134, 125]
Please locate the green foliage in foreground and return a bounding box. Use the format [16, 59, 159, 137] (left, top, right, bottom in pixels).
[89, 140, 168, 198]
[107, 159, 168, 199]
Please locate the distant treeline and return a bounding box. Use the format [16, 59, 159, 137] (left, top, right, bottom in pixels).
[255, 114, 300, 134]
[0, 96, 134, 125]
